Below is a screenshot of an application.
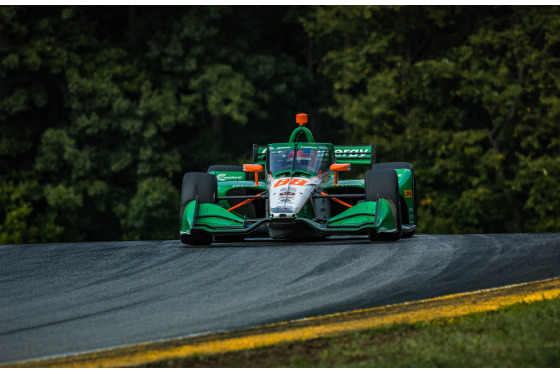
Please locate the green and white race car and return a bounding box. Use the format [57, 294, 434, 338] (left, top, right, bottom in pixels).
[179, 113, 416, 245]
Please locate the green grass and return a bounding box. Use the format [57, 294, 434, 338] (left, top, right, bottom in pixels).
[141, 297, 560, 368]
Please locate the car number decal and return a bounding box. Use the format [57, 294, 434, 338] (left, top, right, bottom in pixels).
[273, 178, 309, 188]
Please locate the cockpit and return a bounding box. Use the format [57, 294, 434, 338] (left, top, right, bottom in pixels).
[267, 144, 333, 175]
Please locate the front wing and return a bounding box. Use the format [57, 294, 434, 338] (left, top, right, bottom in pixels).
[180, 197, 400, 238]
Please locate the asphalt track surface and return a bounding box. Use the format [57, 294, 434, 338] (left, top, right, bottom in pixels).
[1, 233, 560, 365]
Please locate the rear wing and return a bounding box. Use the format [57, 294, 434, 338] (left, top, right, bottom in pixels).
[253, 144, 267, 166]
[254, 144, 375, 167]
[334, 145, 375, 167]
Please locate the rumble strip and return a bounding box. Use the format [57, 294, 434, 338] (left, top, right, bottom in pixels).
[5, 276, 560, 368]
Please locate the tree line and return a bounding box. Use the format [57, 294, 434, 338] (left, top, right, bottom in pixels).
[1, 5, 559, 243]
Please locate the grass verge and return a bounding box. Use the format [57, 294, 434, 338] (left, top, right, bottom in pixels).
[140, 296, 560, 367]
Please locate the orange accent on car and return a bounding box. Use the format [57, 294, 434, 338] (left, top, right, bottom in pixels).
[227, 193, 262, 212]
[296, 113, 308, 126]
[274, 179, 290, 188]
[330, 163, 351, 172]
[243, 164, 263, 172]
[330, 164, 350, 186]
[273, 178, 310, 188]
[320, 192, 353, 208]
[290, 178, 307, 186]
[243, 164, 263, 186]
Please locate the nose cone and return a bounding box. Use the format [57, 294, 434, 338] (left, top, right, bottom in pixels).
[269, 177, 314, 217]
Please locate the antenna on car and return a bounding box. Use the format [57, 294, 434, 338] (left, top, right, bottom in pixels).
[296, 113, 308, 126]
[290, 113, 315, 143]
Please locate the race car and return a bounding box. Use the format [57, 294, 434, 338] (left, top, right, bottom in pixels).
[179, 113, 416, 245]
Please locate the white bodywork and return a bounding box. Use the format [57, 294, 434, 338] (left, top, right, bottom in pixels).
[267, 174, 326, 218]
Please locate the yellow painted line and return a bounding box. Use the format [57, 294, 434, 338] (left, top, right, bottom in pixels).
[5, 276, 560, 368]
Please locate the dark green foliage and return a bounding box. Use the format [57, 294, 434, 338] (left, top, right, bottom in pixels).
[303, 5, 560, 233]
[0, 5, 314, 243]
[1, 5, 559, 243]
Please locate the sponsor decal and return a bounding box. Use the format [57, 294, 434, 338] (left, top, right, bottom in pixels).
[216, 174, 241, 182]
[299, 145, 325, 150]
[335, 148, 370, 158]
[405, 190, 413, 198]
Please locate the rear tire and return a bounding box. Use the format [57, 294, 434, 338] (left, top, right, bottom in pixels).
[372, 162, 413, 172]
[372, 162, 416, 238]
[365, 169, 402, 241]
[179, 172, 217, 246]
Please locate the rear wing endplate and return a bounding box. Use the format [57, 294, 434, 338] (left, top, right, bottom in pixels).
[334, 145, 375, 167]
[253, 144, 267, 166]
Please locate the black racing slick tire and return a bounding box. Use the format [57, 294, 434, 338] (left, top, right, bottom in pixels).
[179, 172, 217, 246]
[372, 162, 414, 172]
[372, 162, 416, 238]
[181, 232, 213, 246]
[365, 169, 402, 241]
[214, 235, 246, 242]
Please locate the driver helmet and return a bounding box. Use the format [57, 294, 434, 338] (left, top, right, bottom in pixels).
[287, 149, 313, 160]
[288, 149, 316, 171]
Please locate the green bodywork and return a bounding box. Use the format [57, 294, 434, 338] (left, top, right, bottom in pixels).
[394, 168, 415, 225]
[181, 124, 412, 239]
[181, 197, 398, 236]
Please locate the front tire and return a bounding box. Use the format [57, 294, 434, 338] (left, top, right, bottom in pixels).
[181, 232, 213, 246]
[179, 172, 217, 246]
[214, 235, 246, 242]
[365, 169, 402, 241]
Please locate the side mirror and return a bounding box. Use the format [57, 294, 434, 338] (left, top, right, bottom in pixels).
[330, 163, 351, 185]
[243, 164, 263, 185]
[330, 164, 351, 172]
